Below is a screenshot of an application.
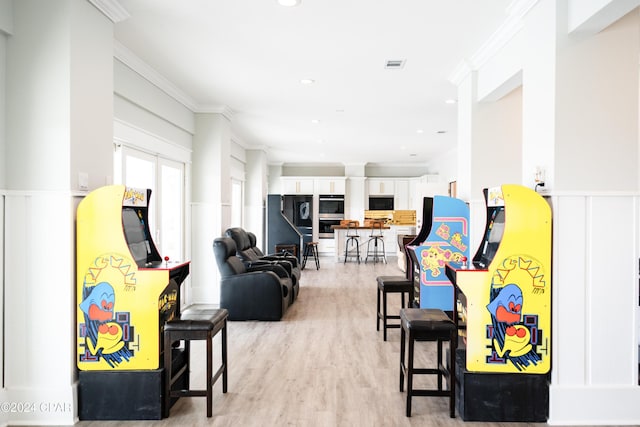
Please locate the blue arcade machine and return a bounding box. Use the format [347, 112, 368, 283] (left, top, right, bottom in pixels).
[408, 196, 470, 313]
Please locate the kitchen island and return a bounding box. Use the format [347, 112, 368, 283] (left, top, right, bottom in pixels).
[331, 224, 415, 262]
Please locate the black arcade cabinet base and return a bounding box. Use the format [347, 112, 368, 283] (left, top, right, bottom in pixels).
[78, 348, 188, 420]
[78, 369, 165, 420]
[455, 350, 549, 422]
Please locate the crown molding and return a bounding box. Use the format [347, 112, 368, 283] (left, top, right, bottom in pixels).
[231, 132, 267, 152]
[245, 144, 270, 153]
[88, 0, 130, 23]
[114, 41, 232, 115]
[448, 60, 473, 86]
[196, 105, 235, 121]
[114, 40, 199, 111]
[448, 0, 538, 85]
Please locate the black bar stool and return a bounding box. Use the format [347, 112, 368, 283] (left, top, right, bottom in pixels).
[302, 241, 320, 270]
[163, 308, 228, 418]
[344, 221, 360, 263]
[399, 308, 456, 418]
[365, 220, 387, 264]
[376, 276, 413, 341]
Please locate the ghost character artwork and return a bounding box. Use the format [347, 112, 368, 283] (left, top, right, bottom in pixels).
[78, 255, 134, 368]
[485, 255, 546, 371]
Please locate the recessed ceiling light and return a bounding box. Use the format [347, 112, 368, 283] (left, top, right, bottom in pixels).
[311, 119, 320, 124]
[445, 99, 457, 104]
[409, 153, 418, 157]
[416, 129, 424, 134]
[277, 0, 301, 6]
[300, 78, 314, 85]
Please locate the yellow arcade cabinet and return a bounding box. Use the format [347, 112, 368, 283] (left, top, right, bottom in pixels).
[76, 185, 190, 420]
[445, 184, 551, 422]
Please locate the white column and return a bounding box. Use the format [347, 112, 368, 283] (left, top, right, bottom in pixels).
[3, 0, 113, 424]
[191, 112, 232, 303]
[345, 163, 365, 224]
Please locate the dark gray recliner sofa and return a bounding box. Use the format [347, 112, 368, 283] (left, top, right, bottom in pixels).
[224, 227, 301, 304]
[213, 236, 292, 321]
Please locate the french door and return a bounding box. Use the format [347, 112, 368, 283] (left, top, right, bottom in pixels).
[118, 146, 185, 264]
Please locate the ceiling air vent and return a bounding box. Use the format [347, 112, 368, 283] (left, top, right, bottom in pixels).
[385, 59, 405, 69]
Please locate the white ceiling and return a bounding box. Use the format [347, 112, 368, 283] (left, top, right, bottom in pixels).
[114, 0, 512, 167]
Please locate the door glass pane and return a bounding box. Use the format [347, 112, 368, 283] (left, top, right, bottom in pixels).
[159, 160, 184, 262]
[231, 179, 243, 227]
[123, 148, 157, 237]
[120, 147, 185, 266]
[125, 155, 155, 191]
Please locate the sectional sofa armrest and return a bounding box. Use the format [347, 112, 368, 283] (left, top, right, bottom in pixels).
[263, 254, 299, 268]
[246, 263, 289, 279]
[219, 271, 286, 321]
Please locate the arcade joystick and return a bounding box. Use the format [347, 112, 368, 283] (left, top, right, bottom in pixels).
[164, 256, 169, 267]
[461, 256, 468, 269]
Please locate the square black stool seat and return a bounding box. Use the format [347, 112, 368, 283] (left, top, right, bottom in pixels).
[164, 308, 228, 418]
[399, 308, 456, 418]
[376, 276, 414, 341]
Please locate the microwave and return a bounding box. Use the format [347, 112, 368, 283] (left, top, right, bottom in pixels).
[368, 196, 394, 210]
[319, 195, 344, 215]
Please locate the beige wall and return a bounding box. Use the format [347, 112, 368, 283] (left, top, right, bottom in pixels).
[555, 8, 639, 191]
[472, 86, 523, 198]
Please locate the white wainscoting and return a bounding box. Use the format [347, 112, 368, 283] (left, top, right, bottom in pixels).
[547, 192, 640, 425]
[0, 191, 77, 425]
[190, 202, 220, 304]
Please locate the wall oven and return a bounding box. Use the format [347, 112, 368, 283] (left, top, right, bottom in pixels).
[318, 195, 344, 238]
[318, 215, 343, 239]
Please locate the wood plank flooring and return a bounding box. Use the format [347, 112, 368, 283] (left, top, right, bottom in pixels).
[77, 256, 549, 427]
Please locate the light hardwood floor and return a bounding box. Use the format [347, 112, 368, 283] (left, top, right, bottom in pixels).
[77, 256, 550, 427]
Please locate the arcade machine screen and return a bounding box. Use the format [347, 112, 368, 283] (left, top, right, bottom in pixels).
[474, 207, 505, 269]
[122, 207, 161, 268]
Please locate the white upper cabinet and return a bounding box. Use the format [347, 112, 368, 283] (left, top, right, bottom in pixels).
[281, 177, 314, 195]
[315, 178, 346, 195]
[368, 178, 395, 195]
[394, 179, 410, 210]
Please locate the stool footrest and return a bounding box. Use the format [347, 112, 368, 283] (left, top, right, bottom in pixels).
[169, 364, 189, 385]
[412, 367, 448, 375]
[411, 390, 452, 397]
[211, 364, 226, 390]
[173, 390, 208, 397]
[383, 324, 400, 329]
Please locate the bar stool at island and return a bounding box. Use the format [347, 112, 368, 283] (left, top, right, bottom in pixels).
[365, 220, 387, 264]
[343, 220, 361, 263]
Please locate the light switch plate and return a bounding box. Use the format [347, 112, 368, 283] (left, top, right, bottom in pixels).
[79, 172, 89, 190]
